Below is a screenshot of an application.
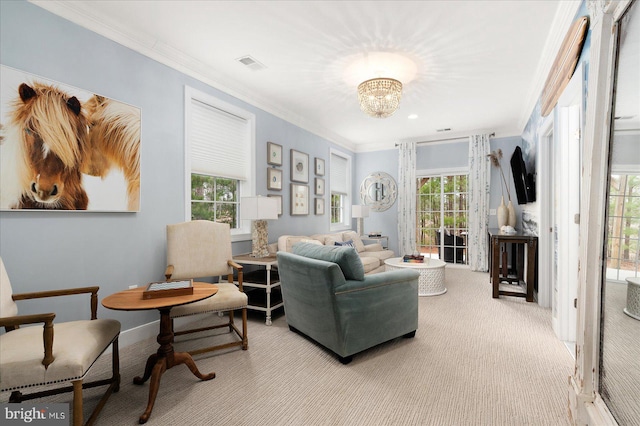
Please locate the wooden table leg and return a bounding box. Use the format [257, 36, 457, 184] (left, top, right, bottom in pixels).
[526, 240, 537, 302]
[492, 237, 500, 298]
[135, 307, 216, 424]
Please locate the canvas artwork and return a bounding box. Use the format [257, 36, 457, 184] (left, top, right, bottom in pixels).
[0, 66, 141, 212]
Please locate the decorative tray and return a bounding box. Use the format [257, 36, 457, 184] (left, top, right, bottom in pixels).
[142, 279, 194, 299]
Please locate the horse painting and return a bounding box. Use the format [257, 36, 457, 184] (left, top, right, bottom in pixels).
[1, 69, 141, 211]
[83, 94, 140, 211]
[8, 82, 89, 210]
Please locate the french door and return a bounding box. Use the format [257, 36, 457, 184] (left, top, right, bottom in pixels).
[416, 173, 468, 264]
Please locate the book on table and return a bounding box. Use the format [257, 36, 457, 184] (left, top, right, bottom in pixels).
[142, 279, 194, 299]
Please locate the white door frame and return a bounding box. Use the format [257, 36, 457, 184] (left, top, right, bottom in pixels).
[538, 116, 554, 310]
[552, 62, 584, 344]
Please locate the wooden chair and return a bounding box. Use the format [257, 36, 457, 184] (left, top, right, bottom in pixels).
[0, 257, 120, 426]
[165, 220, 248, 355]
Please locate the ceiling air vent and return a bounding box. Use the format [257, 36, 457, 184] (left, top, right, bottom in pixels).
[437, 128, 452, 132]
[236, 55, 266, 71]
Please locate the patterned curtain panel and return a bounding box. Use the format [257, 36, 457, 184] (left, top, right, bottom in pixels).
[397, 141, 417, 256]
[468, 134, 491, 271]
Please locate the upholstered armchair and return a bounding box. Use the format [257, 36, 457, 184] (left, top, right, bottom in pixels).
[277, 243, 420, 364]
[0, 257, 120, 426]
[165, 220, 248, 355]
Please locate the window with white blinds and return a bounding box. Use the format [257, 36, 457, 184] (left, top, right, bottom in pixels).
[190, 99, 250, 181]
[185, 86, 255, 236]
[330, 153, 348, 194]
[330, 149, 351, 229]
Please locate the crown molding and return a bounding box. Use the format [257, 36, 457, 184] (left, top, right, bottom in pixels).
[517, 1, 583, 133]
[29, 0, 358, 153]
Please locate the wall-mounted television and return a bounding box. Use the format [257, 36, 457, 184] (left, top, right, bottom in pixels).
[510, 146, 536, 204]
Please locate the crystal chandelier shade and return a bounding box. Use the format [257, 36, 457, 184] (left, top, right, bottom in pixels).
[357, 78, 403, 118]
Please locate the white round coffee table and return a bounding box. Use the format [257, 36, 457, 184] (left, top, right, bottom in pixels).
[624, 277, 640, 321]
[384, 257, 447, 296]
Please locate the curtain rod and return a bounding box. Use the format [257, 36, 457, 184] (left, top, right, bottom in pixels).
[396, 132, 495, 147]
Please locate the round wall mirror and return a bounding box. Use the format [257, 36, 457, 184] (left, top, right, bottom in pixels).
[360, 172, 397, 212]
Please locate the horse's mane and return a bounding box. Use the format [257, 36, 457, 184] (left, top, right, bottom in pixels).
[10, 82, 87, 171]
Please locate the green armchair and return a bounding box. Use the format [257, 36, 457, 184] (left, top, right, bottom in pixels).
[276, 243, 420, 364]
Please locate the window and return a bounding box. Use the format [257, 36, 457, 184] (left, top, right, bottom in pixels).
[185, 87, 255, 239]
[330, 149, 351, 230]
[416, 173, 468, 264]
[606, 173, 640, 281]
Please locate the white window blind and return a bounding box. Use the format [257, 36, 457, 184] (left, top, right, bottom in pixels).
[190, 99, 249, 181]
[331, 153, 348, 194]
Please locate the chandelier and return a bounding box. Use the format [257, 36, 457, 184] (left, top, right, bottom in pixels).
[357, 78, 403, 118]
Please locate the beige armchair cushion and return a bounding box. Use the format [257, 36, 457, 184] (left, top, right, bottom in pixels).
[0, 318, 120, 391]
[171, 283, 248, 318]
[167, 220, 232, 279]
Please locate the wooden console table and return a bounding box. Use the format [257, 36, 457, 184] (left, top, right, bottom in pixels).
[488, 228, 537, 302]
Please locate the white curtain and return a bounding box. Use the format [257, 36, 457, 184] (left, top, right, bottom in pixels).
[467, 134, 491, 271]
[397, 141, 417, 256]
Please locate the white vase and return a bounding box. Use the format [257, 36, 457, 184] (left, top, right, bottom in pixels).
[497, 196, 508, 228]
[507, 200, 517, 228]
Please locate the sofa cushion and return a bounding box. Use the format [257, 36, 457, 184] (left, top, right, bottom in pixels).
[342, 231, 366, 253]
[360, 256, 382, 274]
[292, 243, 365, 281]
[334, 240, 355, 248]
[278, 235, 322, 252]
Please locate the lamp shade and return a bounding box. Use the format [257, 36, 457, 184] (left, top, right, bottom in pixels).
[352, 205, 370, 218]
[241, 196, 278, 220]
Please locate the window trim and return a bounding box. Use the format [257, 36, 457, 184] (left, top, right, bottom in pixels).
[330, 148, 352, 231]
[184, 86, 255, 241]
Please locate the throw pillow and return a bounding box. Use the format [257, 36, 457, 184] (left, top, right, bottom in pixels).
[292, 242, 365, 281]
[343, 231, 366, 252]
[334, 239, 355, 248]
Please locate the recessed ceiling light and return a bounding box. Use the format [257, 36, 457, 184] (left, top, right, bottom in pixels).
[408, 114, 418, 120]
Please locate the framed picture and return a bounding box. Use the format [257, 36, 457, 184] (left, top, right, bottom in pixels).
[267, 194, 283, 216]
[0, 65, 141, 212]
[315, 178, 325, 196]
[315, 198, 325, 215]
[290, 184, 309, 215]
[315, 157, 325, 176]
[267, 142, 282, 166]
[267, 168, 282, 190]
[290, 149, 309, 183]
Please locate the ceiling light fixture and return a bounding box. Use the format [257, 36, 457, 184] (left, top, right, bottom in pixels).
[357, 78, 403, 119]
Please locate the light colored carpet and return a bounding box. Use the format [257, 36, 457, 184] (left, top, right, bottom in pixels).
[4, 267, 574, 425]
[600, 280, 640, 425]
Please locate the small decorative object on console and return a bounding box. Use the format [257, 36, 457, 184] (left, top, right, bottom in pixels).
[368, 232, 382, 237]
[143, 279, 194, 299]
[403, 254, 425, 263]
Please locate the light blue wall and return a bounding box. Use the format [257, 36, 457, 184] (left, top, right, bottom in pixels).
[416, 140, 469, 170]
[0, 1, 352, 329]
[354, 149, 399, 253]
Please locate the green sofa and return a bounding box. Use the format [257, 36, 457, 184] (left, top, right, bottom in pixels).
[276, 243, 420, 364]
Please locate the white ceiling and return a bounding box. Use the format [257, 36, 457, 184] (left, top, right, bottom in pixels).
[33, 1, 582, 152]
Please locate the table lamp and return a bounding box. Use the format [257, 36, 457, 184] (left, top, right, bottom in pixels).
[241, 196, 278, 257]
[352, 205, 370, 236]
